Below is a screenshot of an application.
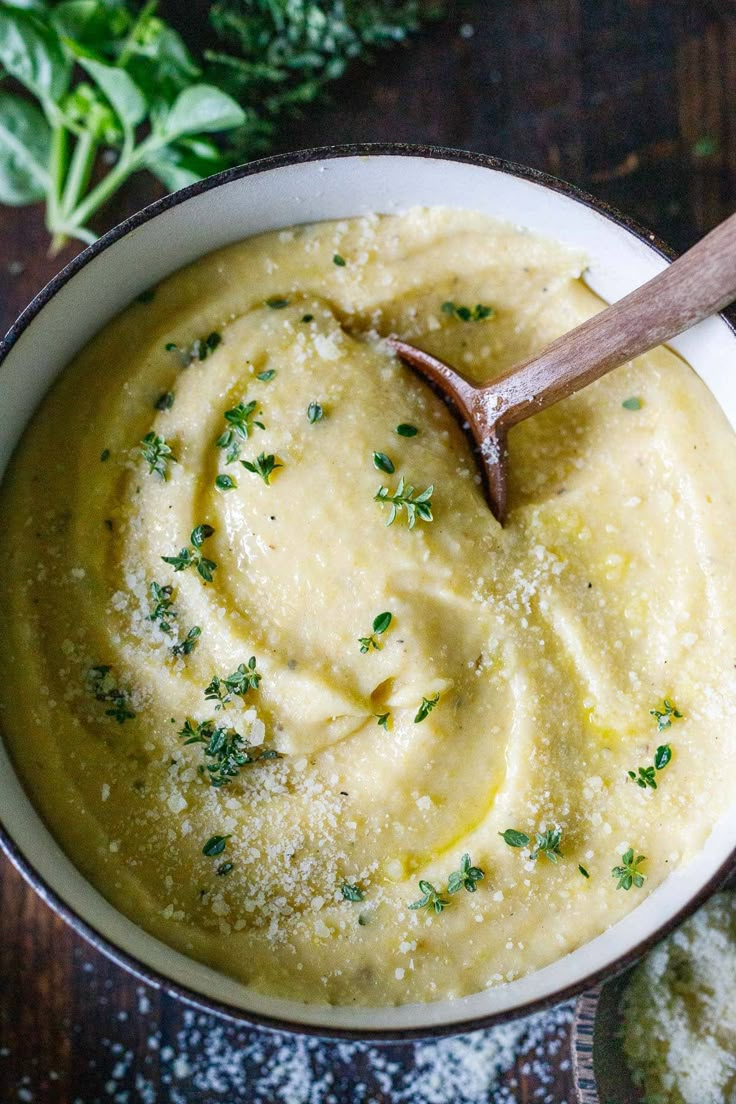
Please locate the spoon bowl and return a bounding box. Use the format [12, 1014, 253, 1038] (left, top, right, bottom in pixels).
[391, 211, 736, 523]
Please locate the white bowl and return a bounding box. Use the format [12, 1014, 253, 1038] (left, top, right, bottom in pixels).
[1, 144, 735, 1039]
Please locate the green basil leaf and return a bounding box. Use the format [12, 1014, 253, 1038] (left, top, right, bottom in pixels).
[78, 55, 147, 129]
[51, 0, 124, 45]
[144, 138, 230, 192]
[160, 84, 246, 141]
[0, 90, 50, 204]
[0, 8, 71, 100]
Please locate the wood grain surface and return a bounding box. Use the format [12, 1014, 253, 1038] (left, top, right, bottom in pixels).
[1, 2, 735, 1101]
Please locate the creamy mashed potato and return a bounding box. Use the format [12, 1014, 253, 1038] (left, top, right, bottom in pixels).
[2, 209, 736, 1006]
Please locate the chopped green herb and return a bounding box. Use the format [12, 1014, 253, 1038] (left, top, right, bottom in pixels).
[170, 625, 202, 657]
[100, 448, 110, 462]
[155, 391, 175, 412]
[257, 369, 276, 382]
[622, 396, 643, 410]
[628, 742, 673, 790]
[215, 473, 237, 491]
[396, 424, 418, 437]
[189, 332, 222, 361]
[216, 861, 234, 876]
[373, 451, 395, 474]
[628, 765, 657, 790]
[333, 253, 346, 266]
[375, 712, 390, 729]
[579, 864, 590, 879]
[341, 883, 364, 902]
[447, 853, 484, 894]
[202, 834, 230, 857]
[358, 611, 393, 653]
[650, 699, 683, 732]
[162, 525, 217, 583]
[205, 657, 261, 709]
[301, 314, 314, 323]
[499, 829, 530, 849]
[165, 342, 178, 352]
[441, 301, 494, 322]
[216, 400, 265, 463]
[179, 718, 279, 788]
[147, 581, 176, 635]
[266, 297, 289, 309]
[86, 665, 135, 724]
[408, 880, 449, 914]
[137, 289, 156, 304]
[654, 743, 672, 770]
[500, 827, 563, 863]
[307, 401, 324, 423]
[414, 692, 440, 723]
[375, 476, 433, 528]
[140, 432, 176, 480]
[241, 452, 281, 485]
[612, 848, 646, 891]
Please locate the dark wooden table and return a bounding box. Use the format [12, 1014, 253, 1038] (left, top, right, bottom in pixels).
[1, 2, 735, 1100]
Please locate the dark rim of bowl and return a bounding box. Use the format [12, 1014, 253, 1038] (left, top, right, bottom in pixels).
[1, 142, 735, 1042]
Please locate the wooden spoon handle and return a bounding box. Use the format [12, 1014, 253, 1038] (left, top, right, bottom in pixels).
[487, 210, 736, 427]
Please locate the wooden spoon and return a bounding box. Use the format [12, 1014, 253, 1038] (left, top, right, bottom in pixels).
[389, 211, 736, 524]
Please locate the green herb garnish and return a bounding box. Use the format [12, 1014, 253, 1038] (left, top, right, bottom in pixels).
[147, 581, 176, 635]
[612, 849, 646, 891]
[447, 853, 484, 894]
[628, 743, 672, 789]
[358, 611, 393, 653]
[301, 314, 314, 323]
[396, 424, 418, 437]
[170, 625, 202, 658]
[441, 301, 494, 322]
[333, 253, 346, 266]
[241, 452, 281, 485]
[179, 718, 279, 788]
[189, 332, 222, 361]
[373, 452, 395, 474]
[650, 699, 683, 732]
[375, 712, 390, 729]
[215, 473, 237, 491]
[100, 448, 110, 462]
[202, 834, 230, 857]
[414, 693, 440, 723]
[140, 432, 176, 480]
[155, 391, 175, 411]
[257, 369, 276, 382]
[375, 476, 433, 528]
[341, 883, 364, 902]
[579, 865, 590, 879]
[216, 400, 264, 463]
[162, 524, 217, 582]
[408, 880, 449, 914]
[86, 665, 135, 724]
[216, 861, 234, 876]
[205, 657, 261, 709]
[307, 401, 324, 423]
[622, 396, 643, 410]
[266, 297, 289, 309]
[499, 827, 563, 864]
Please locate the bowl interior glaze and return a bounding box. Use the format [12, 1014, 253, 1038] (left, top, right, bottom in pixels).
[2, 146, 736, 1037]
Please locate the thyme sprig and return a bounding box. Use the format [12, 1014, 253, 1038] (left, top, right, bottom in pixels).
[140, 432, 176, 480]
[375, 476, 433, 528]
[162, 524, 217, 582]
[205, 657, 262, 709]
[216, 400, 265, 463]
